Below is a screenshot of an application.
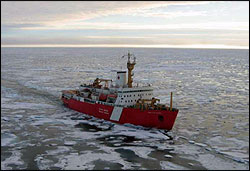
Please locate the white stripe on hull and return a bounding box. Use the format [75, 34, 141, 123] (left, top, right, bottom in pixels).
[110, 106, 123, 121]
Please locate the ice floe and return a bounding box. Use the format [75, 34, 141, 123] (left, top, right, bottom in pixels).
[64, 141, 77, 146]
[160, 161, 187, 170]
[1, 133, 18, 147]
[121, 146, 155, 160]
[1, 151, 25, 170]
[54, 150, 134, 170]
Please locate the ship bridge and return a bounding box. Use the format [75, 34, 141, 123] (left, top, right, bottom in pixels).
[115, 86, 153, 106]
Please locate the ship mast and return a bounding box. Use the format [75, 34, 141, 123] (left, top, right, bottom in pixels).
[126, 52, 136, 88]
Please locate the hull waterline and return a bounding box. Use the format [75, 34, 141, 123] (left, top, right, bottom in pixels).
[62, 97, 178, 130]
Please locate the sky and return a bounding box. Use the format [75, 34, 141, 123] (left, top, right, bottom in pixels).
[1, 1, 249, 49]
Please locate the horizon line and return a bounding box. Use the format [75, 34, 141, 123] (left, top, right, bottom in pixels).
[1, 44, 249, 50]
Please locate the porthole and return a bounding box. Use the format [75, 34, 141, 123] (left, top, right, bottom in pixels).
[158, 115, 164, 122]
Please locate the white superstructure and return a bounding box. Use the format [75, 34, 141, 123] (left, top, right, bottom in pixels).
[116, 71, 127, 88]
[115, 86, 153, 106]
[76, 52, 160, 108]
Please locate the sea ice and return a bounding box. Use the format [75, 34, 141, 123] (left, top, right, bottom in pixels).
[195, 143, 207, 147]
[164, 154, 173, 159]
[64, 141, 77, 146]
[2, 102, 55, 110]
[46, 146, 71, 155]
[122, 146, 155, 160]
[160, 161, 187, 170]
[1, 133, 18, 146]
[197, 153, 248, 170]
[1, 117, 10, 122]
[1, 151, 25, 170]
[54, 150, 134, 170]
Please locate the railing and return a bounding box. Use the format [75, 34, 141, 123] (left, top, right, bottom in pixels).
[84, 98, 95, 104]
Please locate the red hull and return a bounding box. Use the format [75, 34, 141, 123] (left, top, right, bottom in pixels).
[62, 97, 178, 130]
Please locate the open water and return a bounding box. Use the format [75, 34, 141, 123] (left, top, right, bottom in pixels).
[1, 47, 249, 170]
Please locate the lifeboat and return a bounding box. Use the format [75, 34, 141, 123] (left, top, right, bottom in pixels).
[99, 93, 108, 101]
